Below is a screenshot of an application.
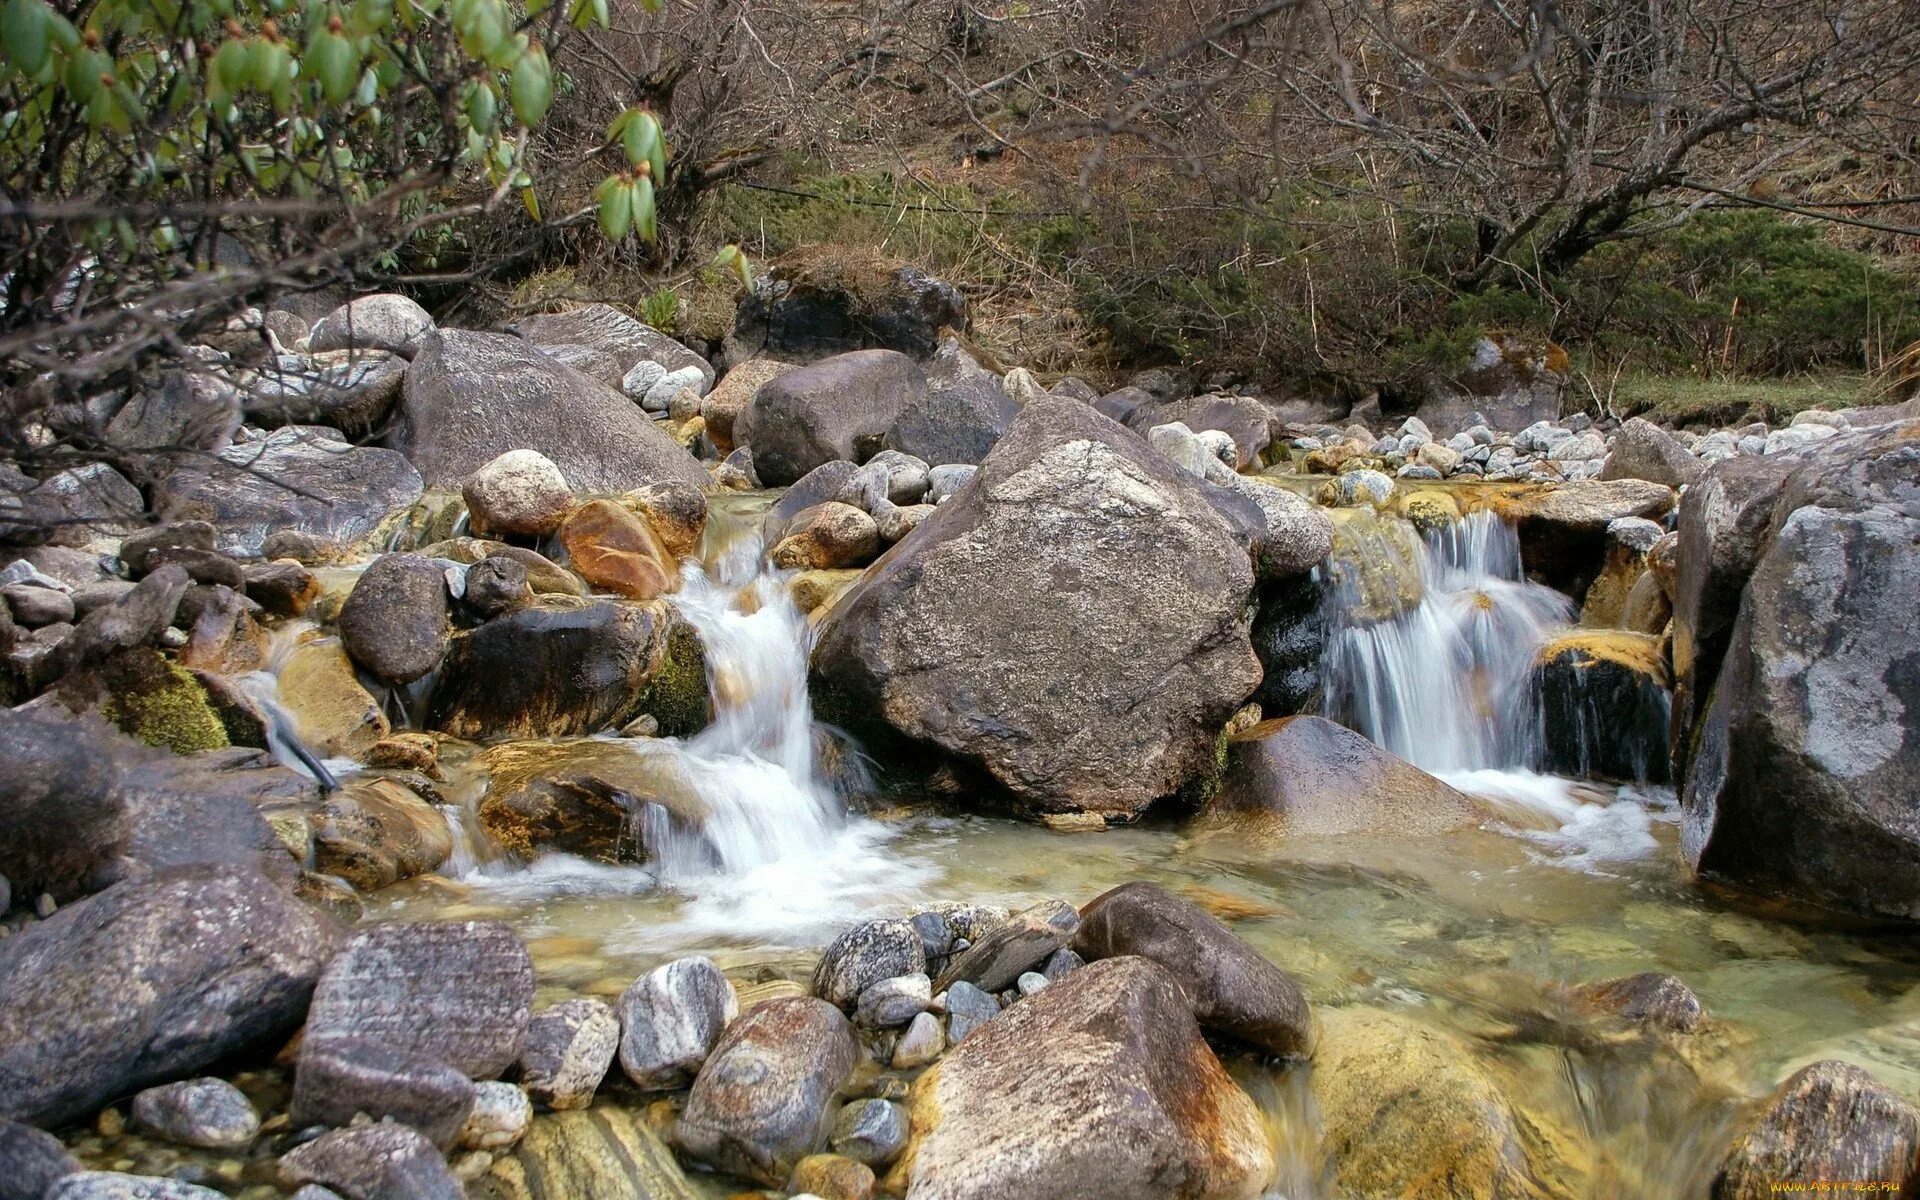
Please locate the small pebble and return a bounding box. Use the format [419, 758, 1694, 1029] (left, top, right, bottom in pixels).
[892, 1011, 944, 1070]
[1016, 971, 1049, 998]
[35, 893, 57, 918]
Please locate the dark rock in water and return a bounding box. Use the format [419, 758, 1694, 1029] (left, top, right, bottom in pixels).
[130, 1078, 260, 1150]
[304, 921, 535, 1080]
[308, 294, 435, 358]
[518, 999, 620, 1112]
[394, 330, 707, 493]
[811, 396, 1259, 822]
[893, 956, 1272, 1200]
[1512, 479, 1677, 600]
[1569, 972, 1703, 1034]
[312, 778, 454, 892]
[933, 900, 1077, 995]
[152, 427, 423, 556]
[428, 601, 707, 741]
[1681, 425, 1920, 921]
[883, 339, 1017, 467]
[1211, 715, 1481, 838]
[469, 1106, 699, 1200]
[831, 1098, 908, 1168]
[1600, 417, 1702, 488]
[508, 303, 714, 391]
[338, 554, 450, 685]
[1250, 572, 1324, 716]
[119, 523, 214, 577]
[0, 1119, 82, 1200]
[618, 957, 738, 1090]
[52, 645, 231, 755]
[473, 739, 695, 865]
[0, 708, 130, 900]
[464, 557, 532, 619]
[674, 997, 858, 1185]
[1534, 632, 1671, 783]
[1712, 1061, 1919, 1200]
[725, 256, 967, 364]
[1073, 882, 1315, 1057]
[736, 350, 926, 486]
[814, 919, 928, 1010]
[278, 1124, 463, 1200]
[292, 1037, 477, 1150]
[0, 865, 341, 1127]
[243, 560, 321, 618]
[1668, 452, 1799, 768]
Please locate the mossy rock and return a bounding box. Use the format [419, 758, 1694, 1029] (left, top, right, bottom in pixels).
[93, 648, 231, 754]
[635, 615, 711, 738]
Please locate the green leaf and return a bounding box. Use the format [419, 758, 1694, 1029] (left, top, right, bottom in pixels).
[308, 28, 357, 105]
[507, 43, 549, 125]
[596, 173, 631, 239]
[2, 0, 53, 78]
[619, 106, 655, 166]
[465, 77, 495, 131]
[632, 173, 655, 241]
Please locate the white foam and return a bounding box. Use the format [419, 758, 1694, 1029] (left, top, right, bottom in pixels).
[1445, 768, 1674, 873]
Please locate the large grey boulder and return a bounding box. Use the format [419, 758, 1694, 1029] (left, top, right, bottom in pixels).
[304, 922, 535, 1079]
[0, 708, 130, 900]
[673, 997, 858, 1185]
[0, 865, 341, 1127]
[1681, 426, 1920, 921]
[811, 396, 1260, 821]
[393, 330, 707, 492]
[507, 304, 714, 392]
[735, 349, 926, 486]
[105, 372, 242, 460]
[1123, 394, 1273, 469]
[1073, 882, 1315, 1057]
[1600, 417, 1703, 488]
[242, 350, 407, 437]
[893, 956, 1273, 1200]
[882, 339, 1018, 467]
[153, 426, 423, 556]
[308, 294, 434, 358]
[1413, 334, 1567, 434]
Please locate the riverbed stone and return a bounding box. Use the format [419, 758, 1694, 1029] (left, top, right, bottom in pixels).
[510, 304, 714, 391]
[1600, 417, 1702, 488]
[470, 1106, 699, 1200]
[278, 1124, 463, 1200]
[463, 556, 532, 618]
[791, 1153, 876, 1200]
[673, 997, 859, 1185]
[942, 981, 1000, 1045]
[463, 451, 574, 538]
[309, 294, 434, 357]
[44, 1174, 226, 1200]
[1569, 972, 1703, 1034]
[278, 640, 389, 758]
[1513, 478, 1677, 595]
[814, 919, 927, 1010]
[737, 350, 926, 486]
[892, 956, 1273, 1200]
[130, 1077, 260, 1150]
[0, 1120, 82, 1200]
[854, 973, 931, 1029]
[560, 500, 678, 602]
[618, 957, 738, 1091]
[395, 330, 708, 493]
[770, 503, 880, 570]
[892, 1012, 944, 1069]
[1073, 881, 1315, 1057]
[1314, 1007, 1583, 1200]
[812, 396, 1259, 821]
[0, 707, 130, 900]
[1713, 1061, 1919, 1200]
[305, 921, 535, 1080]
[519, 999, 620, 1111]
[1210, 715, 1481, 838]
[933, 900, 1077, 995]
[883, 339, 1017, 467]
[292, 1037, 477, 1150]
[831, 1099, 908, 1168]
[337, 553, 450, 685]
[460, 1082, 533, 1151]
[0, 864, 340, 1127]
[620, 481, 707, 559]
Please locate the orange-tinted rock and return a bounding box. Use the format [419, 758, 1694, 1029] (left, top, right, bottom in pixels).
[561, 500, 678, 602]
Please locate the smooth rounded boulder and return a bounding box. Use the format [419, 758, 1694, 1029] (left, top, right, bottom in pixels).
[1073, 881, 1315, 1057]
[891, 956, 1274, 1200]
[394, 330, 708, 493]
[673, 997, 858, 1185]
[463, 450, 574, 538]
[1209, 715, 1482, 838]
[337, 553, 450, 685]
[736, 350, 927, 486]
[308, 293, 434, 358]
[811, 396, 1260, 822]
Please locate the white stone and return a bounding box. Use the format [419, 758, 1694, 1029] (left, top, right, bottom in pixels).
[459, 1081, 532, 1151]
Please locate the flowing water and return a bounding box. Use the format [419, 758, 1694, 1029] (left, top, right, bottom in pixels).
[375, 499, 1920, 1198]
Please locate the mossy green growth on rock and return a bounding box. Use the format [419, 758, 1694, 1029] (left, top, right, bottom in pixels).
[637, 616, 712, 738]
[96, 648, 231, 754]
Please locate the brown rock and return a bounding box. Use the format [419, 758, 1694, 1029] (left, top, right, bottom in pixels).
[1210, 715, 1481, 837]
[1713, 1062, 1920, 1200]
[312, 778, 454, 892]
[560, 500, 678, 602]
[1568, 972, 1702, 1034]
[243, 560, 322, 618]
[769, 503, 880, 570]
[703, 360, 795, 456]
[278, 639, 390, 758]
[790, 1153, 875, 1200]
[619, 483, 707, 559]
[176, 585, 269, 675]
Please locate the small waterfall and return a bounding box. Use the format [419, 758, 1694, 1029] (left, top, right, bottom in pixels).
[235, 618, 340, 789]
[1322, 509, 1573, 774]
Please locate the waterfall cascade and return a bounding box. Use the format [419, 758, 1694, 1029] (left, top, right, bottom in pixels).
[1322, 509, 1572, 774]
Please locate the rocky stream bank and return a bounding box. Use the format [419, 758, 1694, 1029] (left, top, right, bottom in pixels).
[4, 267, 1920, 1199]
